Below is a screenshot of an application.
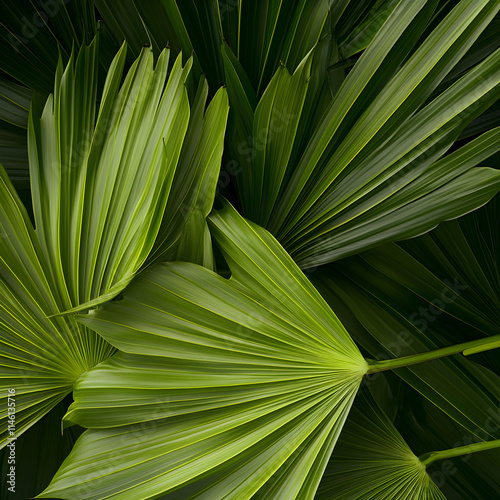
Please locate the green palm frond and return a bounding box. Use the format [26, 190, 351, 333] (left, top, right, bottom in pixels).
[93, 1, 500, 268]
[28, 39, 191, 313]
[0, 37, 228, 451]
[232, 0, 500, 267]
[312, 194, 500, 440]
[394, 380, 500, 499]
[0, 1, 498, 498]
[39, 201, 367, 499]
[0, 163, 113, 446]
[317, 387, 446, 500]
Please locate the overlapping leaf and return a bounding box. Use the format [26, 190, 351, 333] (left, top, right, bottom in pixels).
[40, 201, 367, 499]
[0, 38, 228, 452]
[317, 388, 446, 500]
[221, 0, 500, 268]
[28, 39, 193, 313]
[0, 1, 498, 498]
[312, 195, 500, 441]
[0, 164, 113, 446]
[92, 0, 500, 269]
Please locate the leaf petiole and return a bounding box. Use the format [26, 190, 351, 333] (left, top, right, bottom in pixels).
[365, 334, 500, 374]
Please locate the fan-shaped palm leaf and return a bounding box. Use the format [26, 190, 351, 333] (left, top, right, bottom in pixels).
[28, 39, 191, 314]
[318, 384, 500, 499]
[0, 163, 113, 445]
[39, 201, 367, 499]
[0, 37, 228, 451]
[225, 0, 500, 267]
[40, 200, 500, 498]
[317, 388, 446, 499]
[394, 379, 500, 499]
[312, 194, 500, 440]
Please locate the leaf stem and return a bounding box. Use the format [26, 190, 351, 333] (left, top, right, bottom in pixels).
[419, 439, 500, 467]
[366, 334, 500, 374]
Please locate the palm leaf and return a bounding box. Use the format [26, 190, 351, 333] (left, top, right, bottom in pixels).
[0, 1, 497, 497]
[317, 387, 446, 500]
[0, 0, 98, 94]
[28, 38, 193, 314]
[0, 164, 114, 446]
[236, 0, 328, 95]
[294, 125, 500, 267]
[0, 37, 227, 451]
[39, 201, 367, 499]
[312, 195, 500, 440]
[224, 0, 500, 267]
[320, 380, 500, 498]
[389, 378, 500, 499]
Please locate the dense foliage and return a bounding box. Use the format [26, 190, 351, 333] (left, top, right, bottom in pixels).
[0, 1, 499, 499]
